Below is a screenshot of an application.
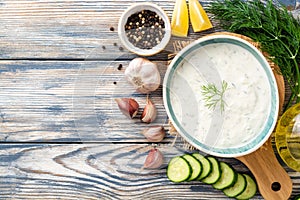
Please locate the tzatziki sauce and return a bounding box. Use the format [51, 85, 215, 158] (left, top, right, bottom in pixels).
[169, 42, 271, 149]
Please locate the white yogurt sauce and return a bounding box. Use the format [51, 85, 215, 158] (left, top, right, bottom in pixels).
[170, 42, 271, 149]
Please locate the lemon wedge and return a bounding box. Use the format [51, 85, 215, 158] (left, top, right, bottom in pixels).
[171, 0, 189, 37]
[188, 0, 213, 32]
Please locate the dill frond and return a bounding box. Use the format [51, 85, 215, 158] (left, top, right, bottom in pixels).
[201, 80, 228, 112]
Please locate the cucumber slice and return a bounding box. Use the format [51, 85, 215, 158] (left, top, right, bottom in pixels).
[294, 195, 300, 200]
[192, 153, 212, 180]
[167, 156, 191, 182]
[213, 162, 237, 190]
[182, 154, 202, 181]
[201, 156, 221, 184]
[223, 173, 247, 197]
[236, 174, 257, 200]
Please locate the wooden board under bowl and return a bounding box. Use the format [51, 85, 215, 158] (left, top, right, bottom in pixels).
[167, 32, 291, 200]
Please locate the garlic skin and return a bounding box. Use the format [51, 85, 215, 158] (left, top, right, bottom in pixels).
[125, 58, 161, 94]
[141, 98, 157, 123]
[143, 126, 165, 142]
[115, 98, 139, 119]
[144, 148, 164, 169]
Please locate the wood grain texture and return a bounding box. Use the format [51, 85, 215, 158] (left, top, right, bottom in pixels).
[1, 143, 298, 199]
[0, 0, 214, 60]
[2, 143, 299, 199]
[0, 60, 172, 142]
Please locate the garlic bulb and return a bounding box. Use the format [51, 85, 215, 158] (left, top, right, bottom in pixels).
[125, 58, 161, 94]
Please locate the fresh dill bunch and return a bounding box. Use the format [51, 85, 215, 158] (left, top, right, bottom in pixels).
[207, 0, 300, 110]
[201, 80, 228, 112]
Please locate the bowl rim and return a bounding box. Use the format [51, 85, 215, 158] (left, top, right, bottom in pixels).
[118, 2, 171, 56]
[163, 34, 279, 157]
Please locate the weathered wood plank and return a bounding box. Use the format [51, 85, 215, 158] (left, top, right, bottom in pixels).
[1, 0, 298, 59]
[0, 60, 173, 142]
[4, 143, 299, 199]
[0, 0, 214, 59]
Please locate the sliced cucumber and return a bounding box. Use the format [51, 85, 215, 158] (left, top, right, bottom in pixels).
[167, 156, 191, 183]
[182, 154, 202, 181]
[201, 156, 221, 184]
[213, 161, 237, 190]
[236, 174, 257, 200]
[223, 173, 247, 198]
[192, 153, 212, 180]
[294, 195, 300, 200]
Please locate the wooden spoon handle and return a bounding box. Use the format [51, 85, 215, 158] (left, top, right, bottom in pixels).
[236, 138, 292, 200]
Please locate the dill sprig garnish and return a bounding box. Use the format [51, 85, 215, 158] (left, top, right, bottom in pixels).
[201, 80, 228, 112]
[207, 0, 300, 110]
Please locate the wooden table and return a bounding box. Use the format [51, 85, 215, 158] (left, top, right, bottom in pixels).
[0, 0, 299, 199]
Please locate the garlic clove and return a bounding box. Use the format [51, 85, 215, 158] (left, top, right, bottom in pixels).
[125, 58, 161, 94]
[142, 126, 165, 142]
[141, 98, 157, 123]
[143, 148, 164, 169]
[115, 98, 139, 119]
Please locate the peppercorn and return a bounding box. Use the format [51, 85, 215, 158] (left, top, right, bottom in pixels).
[124, 10, 165, 50]
[117, 64, 123, 70]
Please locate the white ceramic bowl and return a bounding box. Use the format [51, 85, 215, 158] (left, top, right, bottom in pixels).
[118, 3, 171, 56]
[163, 34, 279, 157]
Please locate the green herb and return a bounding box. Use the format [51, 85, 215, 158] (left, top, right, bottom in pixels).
[207, 0, 300, 110]
[201, 80, 228, 112]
